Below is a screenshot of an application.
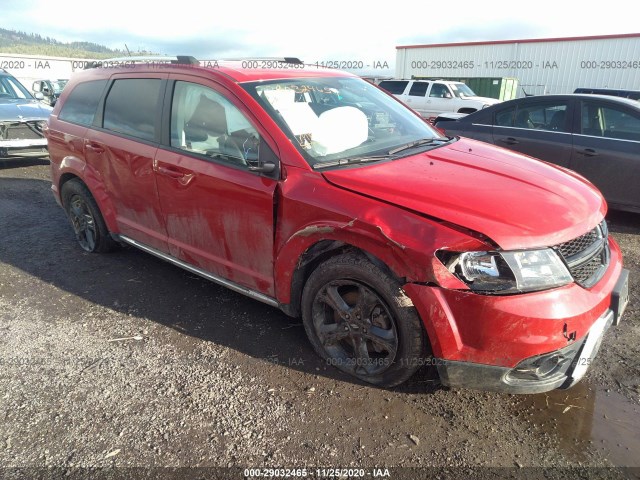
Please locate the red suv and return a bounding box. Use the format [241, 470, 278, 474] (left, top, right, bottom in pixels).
[46, 57, 629, 393]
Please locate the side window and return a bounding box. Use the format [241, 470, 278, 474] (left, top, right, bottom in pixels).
[170, 81, 260, 167]
[408, 82, 429, 97]
[581, 101, 640, 141]
[494, 106, 516, 127]
[429, 83, 450, 98]
[103, 79, 162, 141]
[58, 80, 107, 126]
[516, 103, 568, 131]
[378, 81, 409, 95]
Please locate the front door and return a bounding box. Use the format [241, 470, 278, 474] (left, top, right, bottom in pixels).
[491, 100, 574, 167]
[570, 99, 640, 210]
[154, 79, 278, 295]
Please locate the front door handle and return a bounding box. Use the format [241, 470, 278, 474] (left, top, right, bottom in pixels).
[576, 148, 598, 157]
[499, 137, 519, 145]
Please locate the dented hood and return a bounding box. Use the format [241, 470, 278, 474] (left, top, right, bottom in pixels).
[321, 138, 606, 250]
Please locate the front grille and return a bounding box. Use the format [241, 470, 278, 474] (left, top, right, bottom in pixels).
[556, 229, 600, 258]
[554, 221, 609, 288]
[572, 253, 607, 285]
[0, 121, 45, 140]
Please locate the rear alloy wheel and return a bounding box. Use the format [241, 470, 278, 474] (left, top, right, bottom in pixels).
[61, 179, 115, 253]
[302, 253, 426, 387]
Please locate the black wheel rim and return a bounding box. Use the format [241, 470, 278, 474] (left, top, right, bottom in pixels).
[68, 195, 97, 252]
[311, 280, 398, 377]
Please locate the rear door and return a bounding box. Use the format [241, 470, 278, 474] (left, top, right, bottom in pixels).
[402, 81, 429, 116]
[491, 99, 574, 166]
[154, 76, 279, 295]
[85, 74, 169, 251]
[570, 99, 640, 210]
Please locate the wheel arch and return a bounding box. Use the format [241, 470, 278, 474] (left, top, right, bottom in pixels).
[276, 229, 412, 318]
[58, 165, 118, 234]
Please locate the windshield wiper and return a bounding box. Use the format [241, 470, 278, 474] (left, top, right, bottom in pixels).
[388, 137, 450, 155]
[312, 154, 392, 170]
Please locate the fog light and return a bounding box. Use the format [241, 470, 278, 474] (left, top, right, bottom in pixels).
[535, 354, 561, 377]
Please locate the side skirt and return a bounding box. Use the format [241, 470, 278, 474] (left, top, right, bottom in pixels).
[117, 234, 280, 308]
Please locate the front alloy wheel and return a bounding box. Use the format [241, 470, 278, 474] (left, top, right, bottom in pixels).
[302, 252, 427, 387]
[312, 280, 398, 377]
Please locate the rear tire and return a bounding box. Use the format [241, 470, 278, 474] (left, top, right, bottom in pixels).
[301, 252, 427, 387]
[61, 179, 116, 253]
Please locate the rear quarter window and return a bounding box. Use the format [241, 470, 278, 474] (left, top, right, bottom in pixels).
[378, 81, 409, 95]
[58, 80, 107, 126]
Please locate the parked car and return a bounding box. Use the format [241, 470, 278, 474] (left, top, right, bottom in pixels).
[32, 79, 69, 106]
[46, 57, 628, 393]
[435, 94, 640, 213]
[574, 87, 640, 101]
[0, 69, 52, 159]
[378, 79, 500, 119]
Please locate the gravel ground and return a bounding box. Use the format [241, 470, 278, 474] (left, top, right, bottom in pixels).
[0, 161, 638, 480]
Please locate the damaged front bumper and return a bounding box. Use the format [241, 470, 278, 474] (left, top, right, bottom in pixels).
[1, 119, 49, 159]
[436, 268, 629, 394]
[0, 138, 49, 158]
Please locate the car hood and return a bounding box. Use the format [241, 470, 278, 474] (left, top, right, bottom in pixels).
[463, 96, 500, 105]
[321, 138, 605, 250]
[0, 100, 53, 121]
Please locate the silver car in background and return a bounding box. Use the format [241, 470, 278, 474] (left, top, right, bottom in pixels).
[0, 69, 52, 160]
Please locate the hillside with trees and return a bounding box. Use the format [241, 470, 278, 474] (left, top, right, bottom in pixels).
[0, 28, 155, 58]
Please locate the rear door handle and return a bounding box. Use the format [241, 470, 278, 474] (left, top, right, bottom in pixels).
[576, 148, 598, 157]
[157, 165, 186, 178]
[499, 137, 519, 145]
[156, 165, 195, 186]
[85, 142, 105, 154]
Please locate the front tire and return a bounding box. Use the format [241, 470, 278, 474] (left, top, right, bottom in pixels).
[61, 179, 115, 253]
[301, 252, 427, 387]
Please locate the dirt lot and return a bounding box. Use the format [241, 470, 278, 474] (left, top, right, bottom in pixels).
[1, 161, 639, 479]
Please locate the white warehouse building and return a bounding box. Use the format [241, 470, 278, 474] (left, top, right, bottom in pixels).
[396, 33, 640, 97]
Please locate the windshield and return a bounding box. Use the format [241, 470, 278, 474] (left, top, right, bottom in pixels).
[51, 80, 68, 94]
[0, 75, 33, 101]
[242, 76, 444, 167]
[450, 83, 477, 98]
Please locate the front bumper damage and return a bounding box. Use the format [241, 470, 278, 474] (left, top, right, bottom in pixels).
[0, 120, 49, 159]
[436, 268, 629, 394]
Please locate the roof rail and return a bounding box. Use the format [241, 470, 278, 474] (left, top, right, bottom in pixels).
[221, 57, 303, 65]
[84, 55, 199, 69]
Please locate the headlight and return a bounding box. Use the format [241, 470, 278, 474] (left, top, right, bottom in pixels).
[440, 248, 572, 294]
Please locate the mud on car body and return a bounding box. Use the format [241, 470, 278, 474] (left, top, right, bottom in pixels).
[46, 56, 629, 393]
[0, 69, 52, 159]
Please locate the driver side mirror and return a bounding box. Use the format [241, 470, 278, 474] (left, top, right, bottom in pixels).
[249, 138, 280, 177]
[34, 92, 44, 100]
[444, 92, 453, 99]
[248, 161, 276, 174]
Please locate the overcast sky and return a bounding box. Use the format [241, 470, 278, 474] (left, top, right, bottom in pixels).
[2, 0, 638, 68]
